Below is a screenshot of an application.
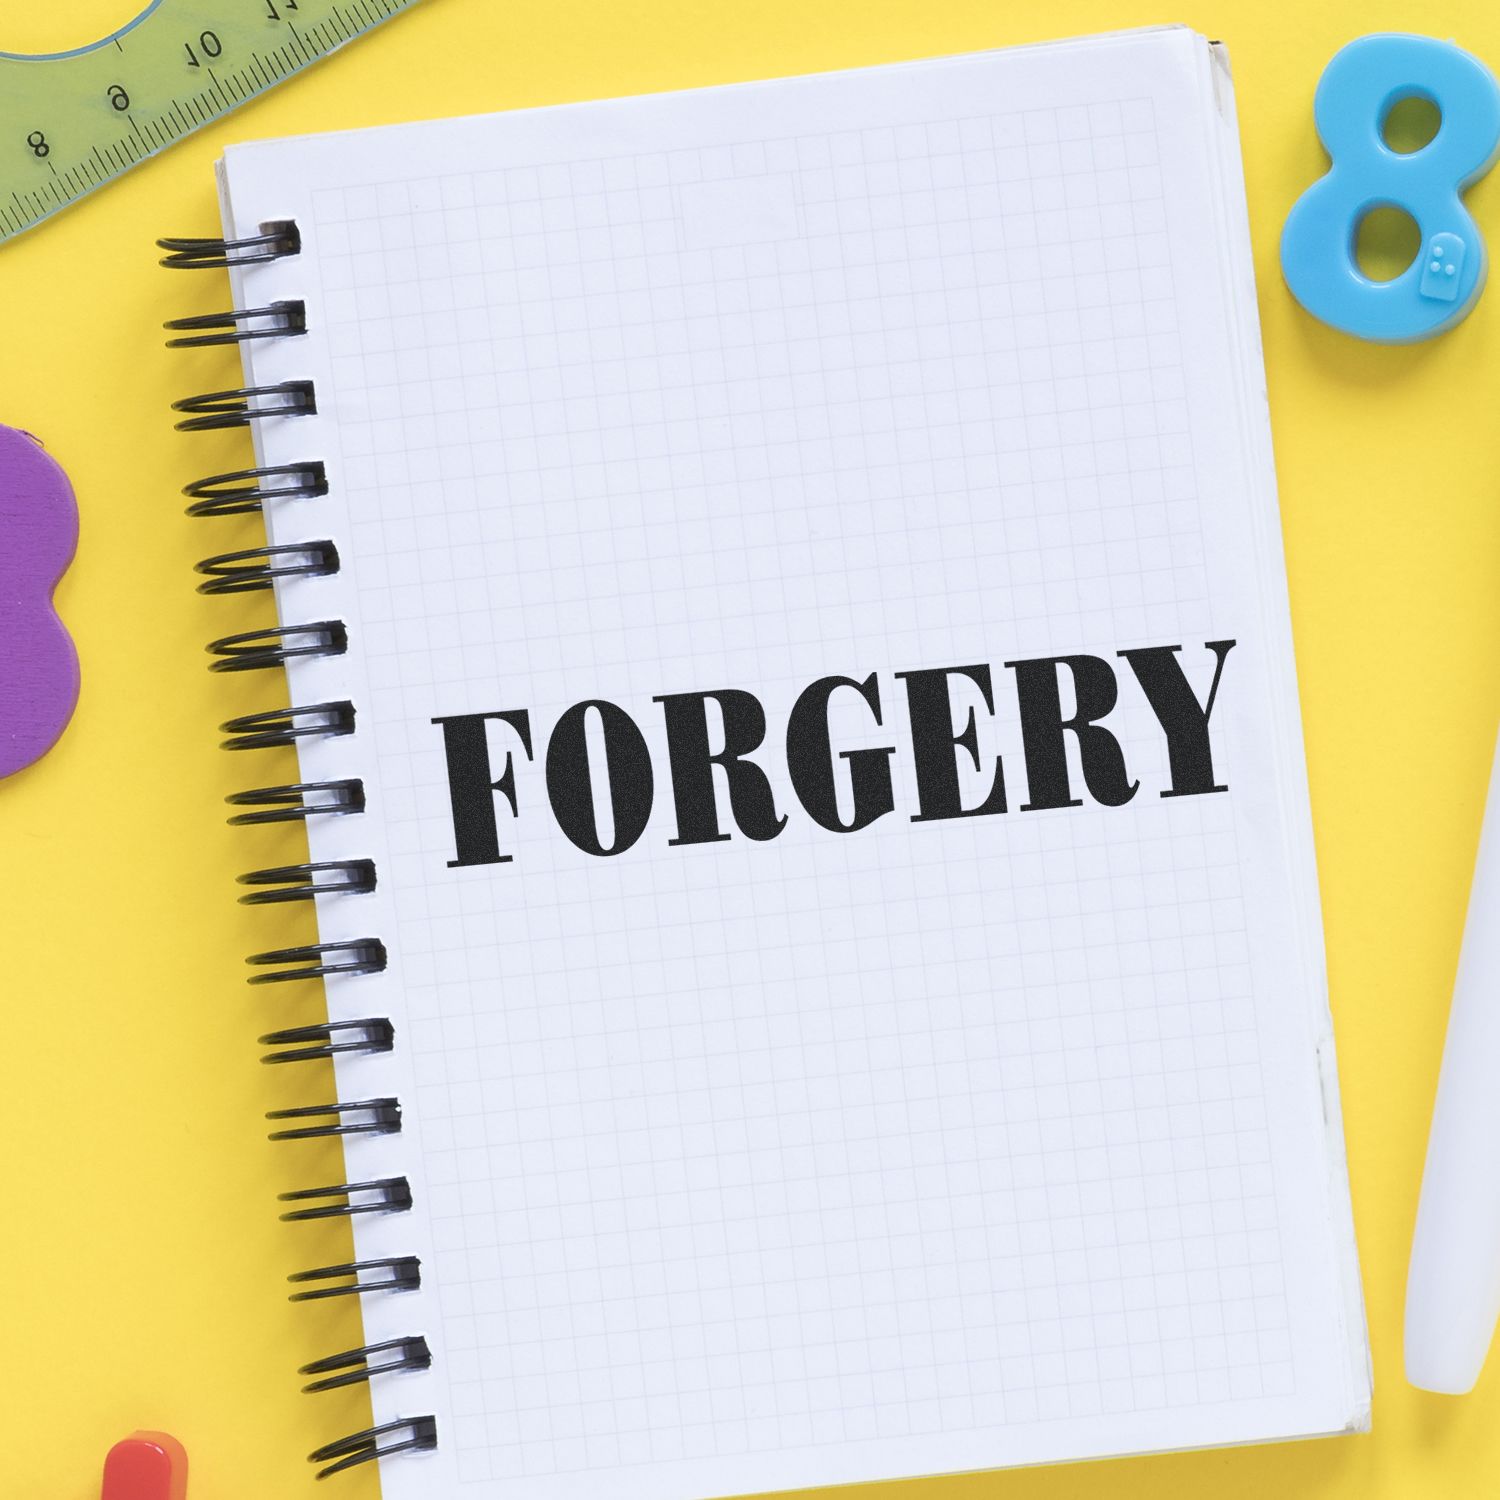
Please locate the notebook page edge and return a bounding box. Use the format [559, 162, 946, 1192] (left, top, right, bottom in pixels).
[1198, 35, 1372, 1428]
[218, 24, 1199, 172]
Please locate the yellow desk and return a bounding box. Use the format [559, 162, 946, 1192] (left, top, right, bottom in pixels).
[3, 1, 1496, 1495]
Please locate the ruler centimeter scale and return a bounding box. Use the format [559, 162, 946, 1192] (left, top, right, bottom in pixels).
[0, 0, 425, 246]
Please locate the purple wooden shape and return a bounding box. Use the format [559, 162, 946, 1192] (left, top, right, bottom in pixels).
[0, 425, 79, 778]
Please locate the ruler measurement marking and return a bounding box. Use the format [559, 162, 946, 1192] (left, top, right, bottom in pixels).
[0, 0, 424, 246]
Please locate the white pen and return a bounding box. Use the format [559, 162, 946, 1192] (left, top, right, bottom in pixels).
[1407, 727, 1500, 1393]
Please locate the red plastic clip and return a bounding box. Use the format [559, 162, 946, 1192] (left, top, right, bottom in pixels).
[101, 1433, 188, 1500]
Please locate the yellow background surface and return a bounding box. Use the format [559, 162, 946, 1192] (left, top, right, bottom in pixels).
[2, 0, 1497, 1495]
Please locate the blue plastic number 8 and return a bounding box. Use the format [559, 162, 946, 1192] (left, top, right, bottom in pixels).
[1281, 33, 1500, 342]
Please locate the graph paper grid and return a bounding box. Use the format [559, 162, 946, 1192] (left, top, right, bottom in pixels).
[221, 28, 1368, 1500]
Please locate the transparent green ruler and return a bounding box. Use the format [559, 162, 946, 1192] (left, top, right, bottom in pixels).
[0, 0, 426, 245]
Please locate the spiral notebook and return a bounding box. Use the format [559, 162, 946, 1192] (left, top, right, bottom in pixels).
[167, 25, 1370, 1496]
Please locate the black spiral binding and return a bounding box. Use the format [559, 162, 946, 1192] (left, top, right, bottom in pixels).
[196, 541, 341, 595]
[184, 463, 329, 518]
[165, 301, 308, 348]
[208, 622, 349, 674]
[301, 1337, 434, 1392]
[159, 222, 302, 268]
[164, 224, 437, 1481]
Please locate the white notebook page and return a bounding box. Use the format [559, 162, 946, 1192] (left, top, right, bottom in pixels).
[220, 27, 1368, 1498]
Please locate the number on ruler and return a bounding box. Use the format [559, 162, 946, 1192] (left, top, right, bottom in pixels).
[25, 130, 49, 159]
[266, 0, 302, 17]
[184, 30, 224, 67]
[107, 85, 130, 112]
